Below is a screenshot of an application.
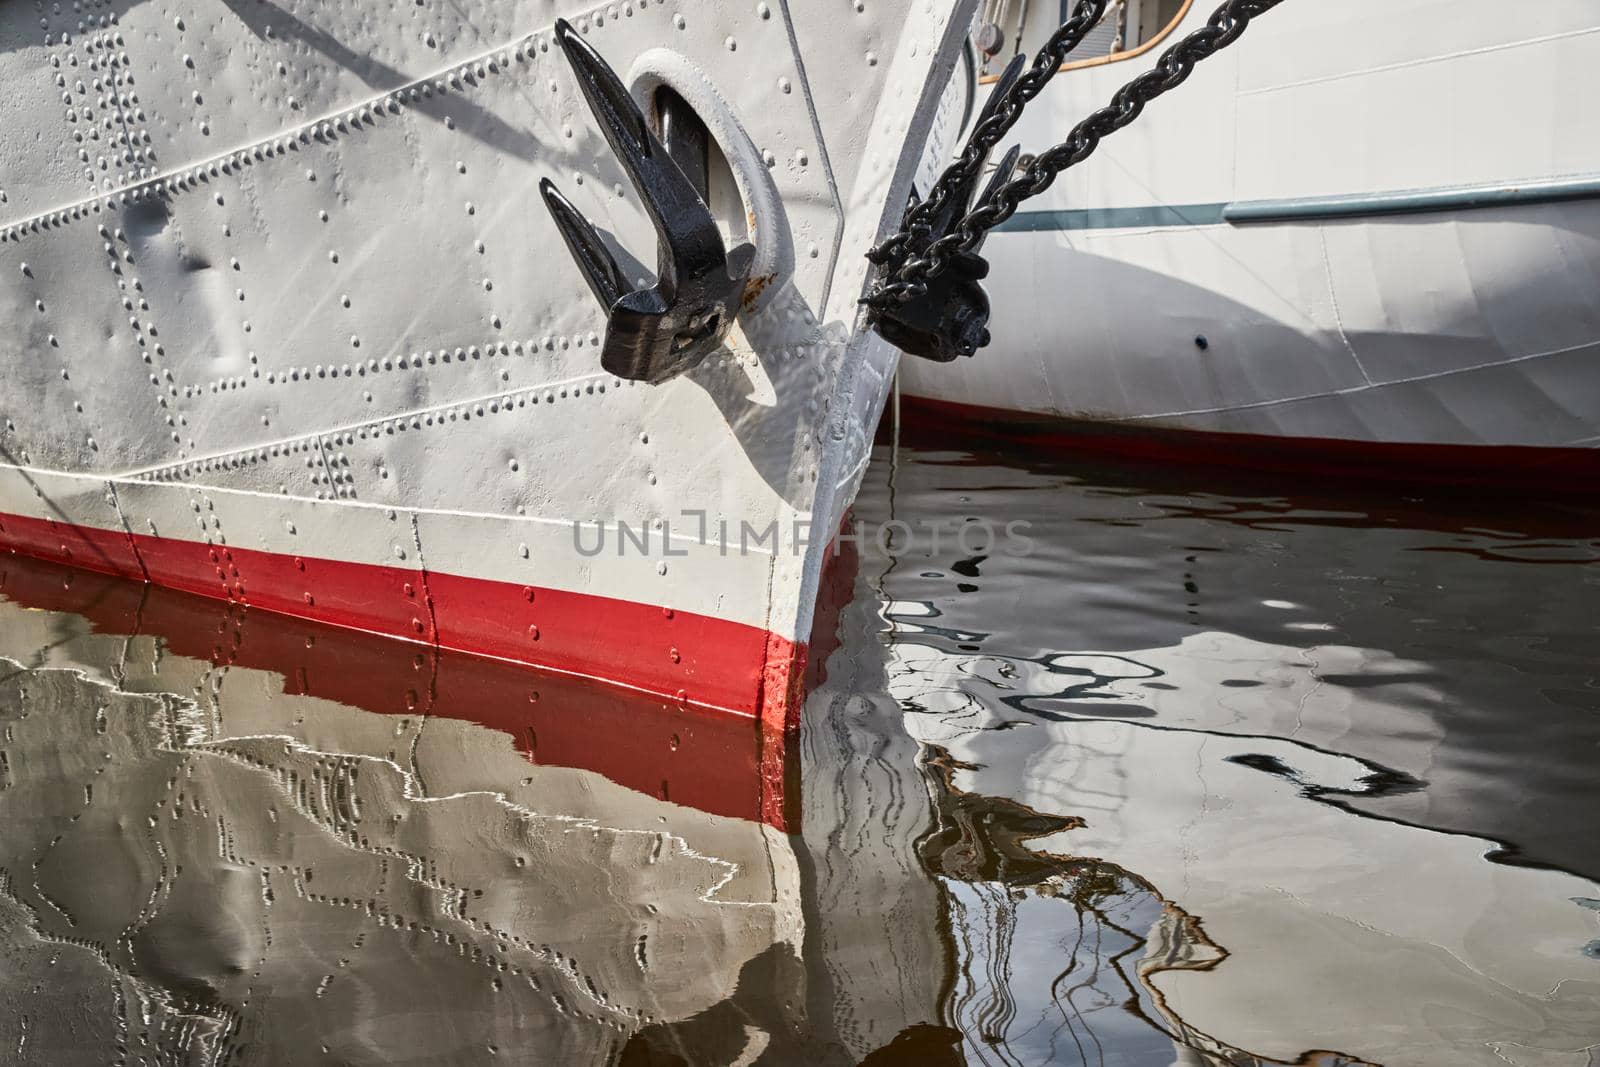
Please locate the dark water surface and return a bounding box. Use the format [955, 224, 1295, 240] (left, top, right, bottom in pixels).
[1, 442, 1597, 1066]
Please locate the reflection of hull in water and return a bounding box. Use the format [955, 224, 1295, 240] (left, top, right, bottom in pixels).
[797, 553, 1367, 1067]
[0, 0, 974, 725]
[857, 443, 1600, 1067]
[0, 552, 795, 829]
[0, 508, 1024, 1066]
[902, 1, 1600, 487]
[9, 443, 1594, 1065]
[0, 562, 804, 1064]
[904, 713, 1600, 1067]
[864, 444, 1600, 881]
[0, 519, 1385, 1066]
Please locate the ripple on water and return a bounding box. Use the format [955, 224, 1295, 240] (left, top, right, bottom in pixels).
[0, 441, 1596, 1065]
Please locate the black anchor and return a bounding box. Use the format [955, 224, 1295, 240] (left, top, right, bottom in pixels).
[868, 57, 1028, 364]
[539, 19, 755, 385]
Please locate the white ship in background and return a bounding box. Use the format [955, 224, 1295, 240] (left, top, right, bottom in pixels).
[0, 0, 977, 724]
[902, 0, 1600, 487]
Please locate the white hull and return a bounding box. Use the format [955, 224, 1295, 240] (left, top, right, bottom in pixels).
[902, 0, 1600, 464]
[0, 0, 976, 718]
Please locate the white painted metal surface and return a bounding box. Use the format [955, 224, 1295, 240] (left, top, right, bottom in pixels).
[902, 0, 1600, 452]
[0, 0, 978, 711]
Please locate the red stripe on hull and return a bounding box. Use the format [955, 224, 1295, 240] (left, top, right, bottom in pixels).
[0, 509, 798, 721]
[0, 553, 796, 830]
[896, 395, 1600, 494]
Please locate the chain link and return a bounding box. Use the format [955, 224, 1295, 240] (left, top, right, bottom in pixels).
[867, 0, 1285, 308]
[868, 0, 1112, 270]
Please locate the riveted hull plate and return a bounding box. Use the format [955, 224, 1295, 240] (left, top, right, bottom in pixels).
[0, 1, 977, 717]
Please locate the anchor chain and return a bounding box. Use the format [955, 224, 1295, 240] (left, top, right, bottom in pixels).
[866, 0, 1286, 355]
[868, 0, 1113, 275]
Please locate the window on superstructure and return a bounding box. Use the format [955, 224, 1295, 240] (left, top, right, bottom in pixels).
[974, 0, 1190, 80]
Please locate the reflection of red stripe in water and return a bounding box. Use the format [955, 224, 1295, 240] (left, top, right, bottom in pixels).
[0, 550, 802, 831]
[0, 509, 799, 722]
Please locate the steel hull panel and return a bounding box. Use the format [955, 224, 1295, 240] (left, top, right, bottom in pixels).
[0, 481, 790, 718]
[1, 2, 979, 707]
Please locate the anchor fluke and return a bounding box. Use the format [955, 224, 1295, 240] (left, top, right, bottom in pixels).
[539, 178, 627, 310]
[541, 18, 754, 385]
